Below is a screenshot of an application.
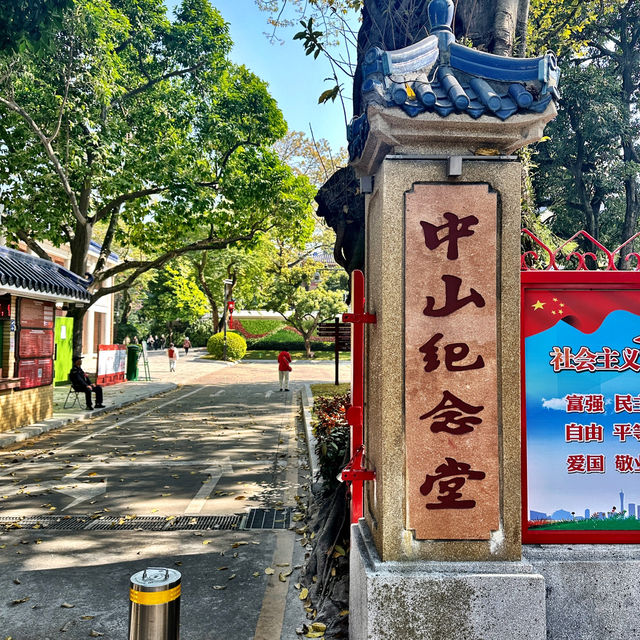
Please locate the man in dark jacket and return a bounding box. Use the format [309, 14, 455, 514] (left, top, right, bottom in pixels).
[69, 356, 105, 410]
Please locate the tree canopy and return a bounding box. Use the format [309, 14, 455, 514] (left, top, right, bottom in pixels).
[0, 0, 315, 349]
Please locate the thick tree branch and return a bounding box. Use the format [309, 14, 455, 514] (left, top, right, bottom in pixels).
[94, 210, 121, 274]
[92, 224, 272, 291]
[94, 186, 167, 223]
[0, 95, 85, 225]
[117, 60, 207, 103]
[15, 231, 51, 261]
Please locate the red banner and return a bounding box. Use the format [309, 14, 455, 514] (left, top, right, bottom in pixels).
[18, 358, 54, 389]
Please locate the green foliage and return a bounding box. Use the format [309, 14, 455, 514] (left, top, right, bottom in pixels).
[248, 327, 335, 351]
[0, 0, 74, 52]
[239, 318, 284, 335]
[206, 331, 247, 360]
[313, 393, 350, 490]
[184, 318, 216, 347]
[0, 0, 315, 347]
[140, 262, 209, 333]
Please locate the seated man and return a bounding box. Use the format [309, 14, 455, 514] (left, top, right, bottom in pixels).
[69, 355, 105, 410]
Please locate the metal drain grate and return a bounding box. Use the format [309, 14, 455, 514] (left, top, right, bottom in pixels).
[0, 509, 290, 531]
[86, 516, 169, 531]
[244, 508, 291, 530]
[167, 515, 244, 531]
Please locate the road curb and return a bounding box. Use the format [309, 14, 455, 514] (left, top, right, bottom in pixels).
[300, 383, 322, 490]
[0, 382, 178, 449]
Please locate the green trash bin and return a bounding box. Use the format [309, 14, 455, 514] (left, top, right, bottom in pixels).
[127, 344, 141, 381]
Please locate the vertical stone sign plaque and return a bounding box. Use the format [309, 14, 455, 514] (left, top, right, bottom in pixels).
[405, 183, 499, 540]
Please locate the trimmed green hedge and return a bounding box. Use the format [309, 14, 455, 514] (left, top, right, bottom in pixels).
[206, 332, 247, 360]
[239, 318, 284, 335]
[247, 327, 335, 352]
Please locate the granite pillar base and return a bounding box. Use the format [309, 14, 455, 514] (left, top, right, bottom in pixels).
[350, 521, 546, 640]
[524, 545, 640, 640]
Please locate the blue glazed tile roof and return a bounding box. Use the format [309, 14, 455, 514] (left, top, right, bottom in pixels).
[348, 0, 560, 161]
[0, 247, 91, 302]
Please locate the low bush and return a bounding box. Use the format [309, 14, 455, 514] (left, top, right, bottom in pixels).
[236, 317, 284, 336]
[313, 393, 351, 490]
[185, 318, 216, 348]
[248, 327, 335, 352]
[206, 331, 247, 360]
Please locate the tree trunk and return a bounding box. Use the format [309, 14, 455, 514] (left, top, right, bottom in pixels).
[617, 9, 639, 269]
[69, 305, 87, 357]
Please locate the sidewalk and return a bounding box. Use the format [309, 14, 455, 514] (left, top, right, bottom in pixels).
[0, 348, 233, 449]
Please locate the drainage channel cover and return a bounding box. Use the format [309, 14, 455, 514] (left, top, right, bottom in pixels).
[0, 508, 290, 531]
[244, 508, 291, 530]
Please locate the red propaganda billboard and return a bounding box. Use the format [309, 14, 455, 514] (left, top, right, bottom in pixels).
[18, 358, 54, 389]
[96, 344, 126, 386]
[522, 271, 640, 543]
[19, 299, 54, 328]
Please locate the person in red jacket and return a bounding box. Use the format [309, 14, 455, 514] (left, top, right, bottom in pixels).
[277, 350, 292, 391]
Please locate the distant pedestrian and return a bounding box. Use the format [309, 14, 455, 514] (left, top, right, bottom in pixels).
[183, 337, 191, 355]
[160, 334, 166, 350]
[133, 336, 139, 344]
[168, 343, 179, 372]
[277, 350, 292, 391]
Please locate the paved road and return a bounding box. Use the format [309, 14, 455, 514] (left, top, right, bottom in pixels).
[0, 360, 350, 640]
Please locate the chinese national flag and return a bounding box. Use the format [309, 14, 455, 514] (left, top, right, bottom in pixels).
[524, 289, 640, 338]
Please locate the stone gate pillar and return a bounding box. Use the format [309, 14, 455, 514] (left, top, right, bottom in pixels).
[347, 1, 559, 637]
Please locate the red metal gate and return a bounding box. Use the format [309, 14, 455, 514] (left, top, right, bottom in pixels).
[341, 270, 376, 524]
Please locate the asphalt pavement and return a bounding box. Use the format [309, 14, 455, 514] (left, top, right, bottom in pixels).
[0, 355, 351, 640]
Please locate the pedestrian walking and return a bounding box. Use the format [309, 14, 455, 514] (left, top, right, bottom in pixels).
[277, 350, 292, 391]
[168, 343, 179, 372]
[183, 337, 191, 355]
[69, 355, 105, 410]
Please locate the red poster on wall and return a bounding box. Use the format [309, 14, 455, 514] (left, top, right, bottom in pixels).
[18, 358, 54, 389]
[18, 329, 54, 358]
[20, 299, 54, 328]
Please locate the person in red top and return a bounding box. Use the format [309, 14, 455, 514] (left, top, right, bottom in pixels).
[277, 350, 292, 391]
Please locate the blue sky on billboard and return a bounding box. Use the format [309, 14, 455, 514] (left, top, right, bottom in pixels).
[166, 0, 351, 152]
[525, 310, 640, 518]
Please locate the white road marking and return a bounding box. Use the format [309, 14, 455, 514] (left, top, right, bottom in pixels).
[211, 390, 224, 397]
[59, 481, 107, 511]
[184, 458, 233, 514]
[265, 391, 273, 399]
[1, 386, 206, 475]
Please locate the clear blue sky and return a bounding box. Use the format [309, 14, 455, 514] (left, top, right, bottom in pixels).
[168, 0, 351, 151]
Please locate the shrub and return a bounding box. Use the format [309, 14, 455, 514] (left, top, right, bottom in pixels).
[206, 331, 247, 360]
[237, 317, 284, 336]
[185, 318, 216, 348]
[313, 393, 351, 490]
[248, 327, 335, 352]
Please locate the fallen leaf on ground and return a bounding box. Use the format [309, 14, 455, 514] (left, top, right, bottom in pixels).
[89, 631, 103, 637]
[212, 585, 226, 590]
[60, 602, 75, 608]
[264, 567, 274, 575]
[11, 598, 29, 605]
[299, 588, 309, 600]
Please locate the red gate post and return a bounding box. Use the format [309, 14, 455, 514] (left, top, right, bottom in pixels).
[342, 269, 376, 524]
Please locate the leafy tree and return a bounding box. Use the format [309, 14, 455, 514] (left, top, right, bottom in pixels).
[0, 0, 73, 52]
[274, 130, 349, 188]
[138, 261, 209, 341]
[529, 0, 640, 263]
[265, 248, 347, 358]
[0, 0, 312, 352]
